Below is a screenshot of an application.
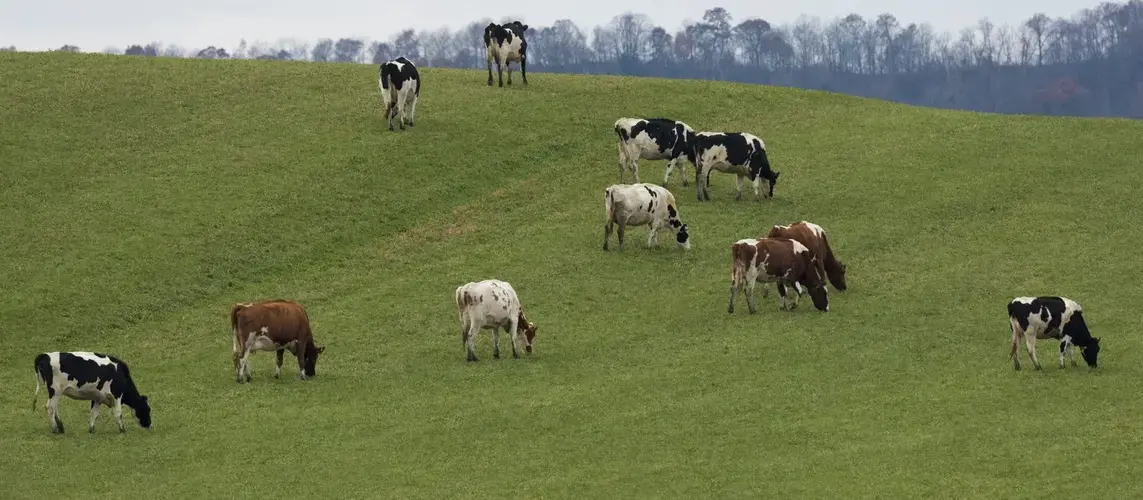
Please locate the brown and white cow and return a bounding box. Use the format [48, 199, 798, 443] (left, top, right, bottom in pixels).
[728, 237, 829, 314]
[455, 279, 537, 362]
[231, 300, 325, 383]
[765, 221, 848, 296]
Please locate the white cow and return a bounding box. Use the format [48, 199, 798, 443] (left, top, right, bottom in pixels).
[603, 183, 691, 251]
[378, 56, 420, 131]
[455, 279, 538, 362]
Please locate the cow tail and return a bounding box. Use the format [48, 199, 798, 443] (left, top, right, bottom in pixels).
[605, 187, 616, 222]
[32, 353, 48, 411]
[32, 368, 40, 411]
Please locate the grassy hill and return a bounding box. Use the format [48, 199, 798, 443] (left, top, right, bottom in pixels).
[3, 51, 1143, 499]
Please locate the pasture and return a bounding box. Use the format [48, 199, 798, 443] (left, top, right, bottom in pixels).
[2, 51, 1143, 498]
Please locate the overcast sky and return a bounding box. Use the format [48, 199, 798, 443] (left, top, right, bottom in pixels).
[0, 0, 1104, 52]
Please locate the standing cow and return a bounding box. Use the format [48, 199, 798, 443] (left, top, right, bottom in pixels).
[455, 279, 538, 361]
[613, 117, 697, 186]
[765, 221, 848, 295]
[379, 56, 420, 131]
[603, 183, 691, 251]
[484, 21, 529, 87]
[231, 299, 326, 383]
[728, 237, 829, 314]
[1008, 296, 1101, 371]
[692, 131, 779, 202]
[32, 351, 152, 434]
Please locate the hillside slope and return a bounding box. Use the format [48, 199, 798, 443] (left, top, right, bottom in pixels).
[2, 52, 1143, 499]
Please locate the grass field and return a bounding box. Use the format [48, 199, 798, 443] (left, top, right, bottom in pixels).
[3, 51, 1143, 499]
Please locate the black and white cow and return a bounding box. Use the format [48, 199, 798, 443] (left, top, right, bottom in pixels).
[1008, 296, 1101, 371]
[603, 183, 691, 251]
[378, 56, 420, 131]
[691, 131, 779, 202]
[32, 351, 152, 434]
[614, 117, 697, 186]
[484, 21, 528, 87]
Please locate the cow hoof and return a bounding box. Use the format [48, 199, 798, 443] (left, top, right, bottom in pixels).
[89, 426, 95, 433]
[727, 307, 733, 314]
[494, 352, 501, 359]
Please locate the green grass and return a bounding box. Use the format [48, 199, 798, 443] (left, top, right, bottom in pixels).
[3, 51, 1143, 499]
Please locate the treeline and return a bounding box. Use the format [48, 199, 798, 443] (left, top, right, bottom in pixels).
[6, 1, 1143, 118]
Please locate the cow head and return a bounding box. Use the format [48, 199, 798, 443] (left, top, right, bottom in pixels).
[829, 261, 848, 291]
[667, 205, 691, 250]
[132, 395, 152, 429]
[807, 285, 829, 312]
[505, 21, 529, 36]
[1081, 337, 1101, 367]
[747, 149, 778, 199]
[303, 344, 325, 377]
[518, 311, 537, 353]
[803, 255, 829, 312]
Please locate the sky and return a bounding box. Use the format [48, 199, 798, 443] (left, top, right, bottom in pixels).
[0, 0, 1106, 52]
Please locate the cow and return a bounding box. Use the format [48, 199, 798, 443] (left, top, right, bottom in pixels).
[32, 351, 152, 434]
[728, 237, 828, 314]
[378, 56, 420, 131]
[231, 299, 325, 383]
[455, 279, 538, 362]
[692, 131, 779, 202]
[484, 21, 529, 87]
[603, 183, 691, 252]
[613, 117, 697, 186]
[1008, 296, 1101, 371]
[765, 221, 848, 296]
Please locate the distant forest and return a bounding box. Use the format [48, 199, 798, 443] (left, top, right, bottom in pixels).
[5, 1, 1143, 118]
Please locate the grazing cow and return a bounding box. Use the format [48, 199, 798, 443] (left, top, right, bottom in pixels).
[728, 237, 828, 314]
[231, 300, 325, 383]
[484, 21, 529, 87]
[613, 117, 697, 186]
[1008, 296, 1101, 371]
[603, 183, 691, 251]
[765, 221, 848, 295]
[692, 131, 779, 202]
[32, 351, 152, 434]
[455, 279, 538, 362]
[378, 56, 420, 131]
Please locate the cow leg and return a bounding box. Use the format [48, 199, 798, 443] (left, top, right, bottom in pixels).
[493, 326, 502, 359]
[727, 279, 739, 314]
[735, 174, 744, 201]
[48, 394, 63, 433]
[240, 349, 253, 383]
[695, 163, 706, 201]
[647, 222, 660, 247]
[114, 398, 125, 433]
[1023, 332, 1043, 370]
[507, 61, 513, 85]
[521, 56, 528, 85]
[744, 278, 757, 314]
[1068, 341, 1079, 367]
[1010, 320, 1023, 370]
[663, 158, 677, 186]
[777, 283, 789, 310]
[497, 58, 504, 87]
[487, 54, 494, 86]
[275, 349, 284, 379]
[787, 284, 801, 309]
[395, 93, 407, 130]
[295, 342, 308, 380]
[617, 222, 626, 251]
[465, 324, 480, 362]
[509, 318, 521, 359]
[89, 401, 101, 433]
[603, 220, 614, 251]
[407, 94, 417, 127]
[1058, 340, 1068, 369]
